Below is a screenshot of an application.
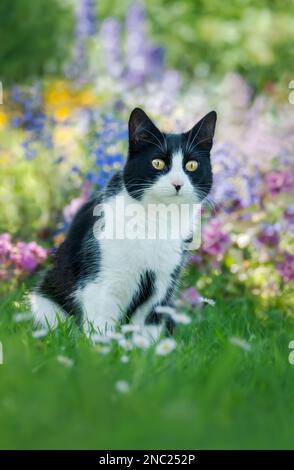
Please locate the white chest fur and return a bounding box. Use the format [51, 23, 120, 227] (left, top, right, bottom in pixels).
[77, 190, 192, 333]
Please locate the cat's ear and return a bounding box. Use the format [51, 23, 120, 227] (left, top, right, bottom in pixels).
[128, 107, 162, 150]
[186, 111, 217, 152]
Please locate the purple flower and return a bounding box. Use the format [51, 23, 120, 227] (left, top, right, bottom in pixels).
[76, 0, 96, 39]
[188, 253, 202, 265]
[69, 0, 97, 82]
[100, 18, 123, 78]
[257, 224, 280, 247]
[124, 2, 165, 86]
[277, 254, 294, 282]
[181, 287, 201, 306]
[265, 170, 294, 196]
[284, 204, 294, 224]
[202, 220, 231, 257]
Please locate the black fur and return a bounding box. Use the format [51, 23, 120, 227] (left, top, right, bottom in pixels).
[125, 270, 156, 322]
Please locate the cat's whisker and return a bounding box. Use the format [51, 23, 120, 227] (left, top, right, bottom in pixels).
[141, 127, 166, 154]
[186, 116, 206, 154]
[140, 137, 165, 154]
[188, 136, 211, 155]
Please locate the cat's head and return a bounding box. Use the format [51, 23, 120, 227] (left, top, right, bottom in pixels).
[123, 107, 217, 204]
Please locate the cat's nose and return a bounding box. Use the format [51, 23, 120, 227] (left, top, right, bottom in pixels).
[173, 184, 182, 192]
[171, 179, 184, 192]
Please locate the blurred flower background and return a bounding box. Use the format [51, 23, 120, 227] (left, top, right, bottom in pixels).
[0, 0, 293, 319]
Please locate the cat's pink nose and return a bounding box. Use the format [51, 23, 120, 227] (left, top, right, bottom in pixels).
[171, 178, 184, 192]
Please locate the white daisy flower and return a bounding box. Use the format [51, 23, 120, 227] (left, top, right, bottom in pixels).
[13, 312, 33, 323]
[155, 338, 177, 356]
[171, 313, 191, 324]
[121, 355, 129, 364]
[107, 332, 124, 341]
[95, 345, 111, 355]
[91, 333, 111, 344]
[118, 337, 133, 351]
[56, 355, 74, 367]
[121, 324, 141, 334]
[32, 329, 48, 339]
[115, 380, 130, 394]
[200, 297, 216, 306]
[132, 334, 151, 350]
[229, 336, 251, 351]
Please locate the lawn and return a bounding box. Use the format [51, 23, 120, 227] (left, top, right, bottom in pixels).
[1, 276, 293, 450]
[0, 0, 293, 452]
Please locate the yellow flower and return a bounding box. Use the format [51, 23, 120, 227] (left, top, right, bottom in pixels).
[53, 126, 76, 149]
[75, 89, 96, 107]
[0, 110, 8, 129]
[45, 81, 72, 107]
[54, 106, 71, 122]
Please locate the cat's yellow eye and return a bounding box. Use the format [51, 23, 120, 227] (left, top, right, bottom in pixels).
[185, 160, 199, 172]
[152, 158, 166, 170]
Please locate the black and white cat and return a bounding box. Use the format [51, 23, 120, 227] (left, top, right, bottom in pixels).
[31, 108, 216, 339]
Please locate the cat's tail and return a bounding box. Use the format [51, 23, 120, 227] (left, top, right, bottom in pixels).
[29, 291, 66, 328]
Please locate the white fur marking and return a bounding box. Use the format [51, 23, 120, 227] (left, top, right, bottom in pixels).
[30, 292, 65, 328]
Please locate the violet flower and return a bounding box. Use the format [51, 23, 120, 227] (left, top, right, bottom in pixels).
[124, 2, 164, 86]
[202, 220, 231, 257]
[284, 204, 294, 224]
[76, 0, 96, 39]
[277, 254, 294, 283]
[265, 170, 294, 196]
[257, 224, 280, 247]
[100, 18, 123, 79]
[181, 287, 202, 306]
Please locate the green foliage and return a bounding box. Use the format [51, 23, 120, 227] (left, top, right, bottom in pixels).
[0, 282, 293, 449]
[0, 131, 78, 239]
[99, 0, 294, 89]
[0, 0, 74, 84]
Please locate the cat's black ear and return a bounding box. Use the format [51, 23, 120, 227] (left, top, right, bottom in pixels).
[128, 107, 162, 150]
[186, 111, 217, 152]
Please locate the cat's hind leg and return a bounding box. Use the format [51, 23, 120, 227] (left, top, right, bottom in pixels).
[129, 303, 167, 342]
[30, 292, 66, 328]
[145, 306, 176, 337]
[77, 281, 122, 336]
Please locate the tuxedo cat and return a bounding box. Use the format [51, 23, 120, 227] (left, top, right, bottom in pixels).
[31, 108, 216, 339]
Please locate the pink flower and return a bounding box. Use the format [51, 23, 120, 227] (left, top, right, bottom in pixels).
[181, 287, 201, 306]
[202, 220, 230, 257]
[26, 241, 47, 262]
[265, 170, 293, 196]
[63, 197, 84, 223]
[63, 183, 90, 224]
[277, 254, 294, 283]
[10, 241, 47, 272]
[10, 242, 37, 271]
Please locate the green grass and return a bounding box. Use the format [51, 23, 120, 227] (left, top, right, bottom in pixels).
[0, 281, 293, 450]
